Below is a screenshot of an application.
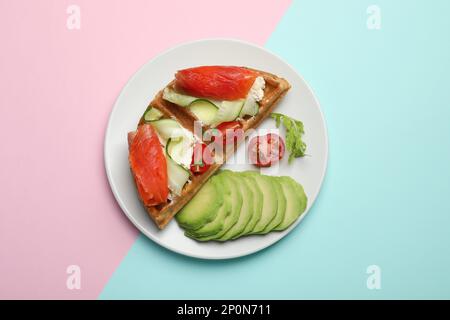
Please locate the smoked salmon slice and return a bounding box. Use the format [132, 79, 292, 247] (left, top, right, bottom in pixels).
[174, 66, 257, 100]
[129, 124, 168, 206]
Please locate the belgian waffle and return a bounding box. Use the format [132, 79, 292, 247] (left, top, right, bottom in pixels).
[129, 68, 291, 229]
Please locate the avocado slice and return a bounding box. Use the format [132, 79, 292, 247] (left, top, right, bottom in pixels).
[242, 172, 278, 234]
[273, 177, 307, 231]
[259, 178, 287, 234]
[179, 171, 308, 241]
[240, 174, 263, 235]
[187, 171, 242, 241]
[175, 176, 223, 231]
[218, 172, 254, 241]
[185, 174, 231, 237]
[229, 173, 257, 240]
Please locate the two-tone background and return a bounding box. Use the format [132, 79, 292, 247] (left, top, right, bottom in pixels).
[1, 0, 449, 299]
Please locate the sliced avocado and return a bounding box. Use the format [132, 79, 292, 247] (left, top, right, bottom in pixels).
[218, 172, 254, 241]
[186, 171, 242, 241]
[273, 177, 307, 231]
[175, 176, 223, 231]
[242, 172, 278, 234]
[240, 174, 263, 235]
[259, 178, 287, 234]
[184, 175, 231, 238]
[232, 175, 256, 239]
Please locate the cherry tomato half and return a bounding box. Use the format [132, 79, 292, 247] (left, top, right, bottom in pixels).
[212, 121, 244, 147]
[190, 142, 213, 174]
[248, 133, 285, 167]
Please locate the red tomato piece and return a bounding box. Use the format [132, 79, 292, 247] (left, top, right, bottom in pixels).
[190, 142, 213, 175]
[129, 124, 169, 206]
[175, 66, 257, 100]
[213, 121, 244, 147]
[248, 133, 285, 167]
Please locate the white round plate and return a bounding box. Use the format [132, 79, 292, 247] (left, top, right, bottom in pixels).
[105, 39, 328, 260]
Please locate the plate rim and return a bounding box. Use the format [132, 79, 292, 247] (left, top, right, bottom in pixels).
[104, 38, 329, 260]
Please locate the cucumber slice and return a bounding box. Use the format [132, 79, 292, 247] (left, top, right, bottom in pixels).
[239, 95, 259, 118]
[166, 138, 182, 161]
[163, 87, 249, 127]
[163, 87, 249, 126]
[163, 88, 198, 107]
[150, 119, 185, 141]
[166, 137, 193, 169]
[211, 100, 245, 127]
[143, 107, 163, 122]
[188, 99, 219, 125]
[165, 139, 191, 195]
[151, 120, 195, 169]
[166, 156, 190, 196]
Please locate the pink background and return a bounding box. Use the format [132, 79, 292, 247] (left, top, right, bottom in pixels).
[0, 0, 290, 299]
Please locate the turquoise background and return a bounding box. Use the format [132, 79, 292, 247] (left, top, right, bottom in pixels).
[100, 0, 450, 299]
